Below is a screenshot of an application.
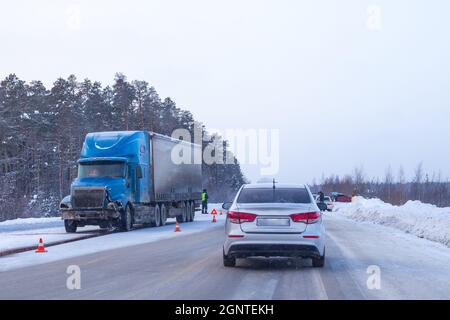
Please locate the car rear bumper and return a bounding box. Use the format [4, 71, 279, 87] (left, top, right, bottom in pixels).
[226, 243, 322, 259]
[224, 216, 326, 258]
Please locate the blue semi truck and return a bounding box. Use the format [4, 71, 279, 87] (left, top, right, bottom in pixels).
[60, 131, 202, 233]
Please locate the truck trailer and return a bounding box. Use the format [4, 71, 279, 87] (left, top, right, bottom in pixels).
[60, 131, 202, 233]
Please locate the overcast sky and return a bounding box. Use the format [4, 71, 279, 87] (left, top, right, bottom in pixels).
[1, 0, 450, 183]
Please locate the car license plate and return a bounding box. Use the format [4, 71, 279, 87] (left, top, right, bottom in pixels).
[257, 218, 290, 226]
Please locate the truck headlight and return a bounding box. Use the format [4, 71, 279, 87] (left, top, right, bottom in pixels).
[60, 195, 72, 210]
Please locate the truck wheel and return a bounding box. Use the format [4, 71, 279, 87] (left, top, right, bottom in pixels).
[183, 203, 188, 222]
[190, 201, 196, 222]
[152, 205, 161, 227]
[160, 204, 167, 226]
[187, 202, 193, 222]
[185, 202, 191, 222]
[176, 203, 187, 223]
[64, 220, 77, 233]
[120, 205, 133, 232]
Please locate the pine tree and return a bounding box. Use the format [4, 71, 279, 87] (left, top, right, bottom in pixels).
[112, 73, 135, 130]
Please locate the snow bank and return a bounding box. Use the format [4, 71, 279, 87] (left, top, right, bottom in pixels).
[0, 217, 62, 232]
[333, 197, 450, 247]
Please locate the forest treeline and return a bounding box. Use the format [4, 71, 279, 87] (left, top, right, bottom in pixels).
[312, 164, 450, 207]
[0, 73, 247, 221]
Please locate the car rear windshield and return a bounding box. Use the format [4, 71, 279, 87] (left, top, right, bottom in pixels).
[237, 188, 311, 204]
[78, 161, 125, 178]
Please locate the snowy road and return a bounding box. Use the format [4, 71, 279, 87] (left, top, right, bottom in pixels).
[0, 213, 448, 300]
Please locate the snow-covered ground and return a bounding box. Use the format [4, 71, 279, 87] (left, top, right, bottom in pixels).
[333, 197, 450, 247]
[0, 217, 105, 255]
[0, 217, 62, 232]
[0, 204, 226, 272]
[0, 226, 102, 255]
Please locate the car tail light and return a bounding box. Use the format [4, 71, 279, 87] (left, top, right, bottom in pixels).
[227, 211, 257, 224]
[290, 212, 320, 224]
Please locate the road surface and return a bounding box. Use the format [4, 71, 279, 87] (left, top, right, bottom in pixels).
[0, 214, 449, 300]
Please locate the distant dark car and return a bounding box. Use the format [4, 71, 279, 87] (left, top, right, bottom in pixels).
[334, 195, 352, 203]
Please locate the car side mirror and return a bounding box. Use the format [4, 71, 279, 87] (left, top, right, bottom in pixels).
[317, 202, 327, 212]
[222, 202, 232, 211]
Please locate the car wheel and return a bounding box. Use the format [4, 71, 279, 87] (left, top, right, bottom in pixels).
[312, 248, 325, 268]
[120, 204, 133, 232]
[64, 220, 77, 233]
[223, 251, 236, 267]
[160, 204, 167, 226]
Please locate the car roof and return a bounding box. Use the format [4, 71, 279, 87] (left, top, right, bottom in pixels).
[243, 183, 307, 189]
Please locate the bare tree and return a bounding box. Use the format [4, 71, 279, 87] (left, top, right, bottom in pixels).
[395, 166, 406, 204]
[352, 165, 365, 196]
[412, 162, 424, 201]
[383, 165, 394, 203]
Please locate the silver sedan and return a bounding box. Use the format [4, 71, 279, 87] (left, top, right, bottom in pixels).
[222, 183, 326, 267]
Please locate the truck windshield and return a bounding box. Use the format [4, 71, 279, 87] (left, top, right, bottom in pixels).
[78, 161, 126, 178]
[237, 188, 311, 204]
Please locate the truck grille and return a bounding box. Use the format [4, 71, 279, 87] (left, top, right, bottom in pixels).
[72, 188, 105, 209]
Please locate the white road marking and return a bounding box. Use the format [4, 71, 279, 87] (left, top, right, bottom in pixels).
[311, 269, 329, 300]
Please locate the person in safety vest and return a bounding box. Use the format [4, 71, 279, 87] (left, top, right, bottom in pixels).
[201, 189, 209, 214]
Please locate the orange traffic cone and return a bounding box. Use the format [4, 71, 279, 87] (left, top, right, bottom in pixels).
[174, 222, 181, 232]
[35, 238, 47, 253]
[212, 215, 217, 223]
[211, 209, 217, 215]
[219, 210, 223, 215]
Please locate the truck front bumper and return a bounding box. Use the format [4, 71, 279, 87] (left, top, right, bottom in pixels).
[61, 209, 120, 221]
